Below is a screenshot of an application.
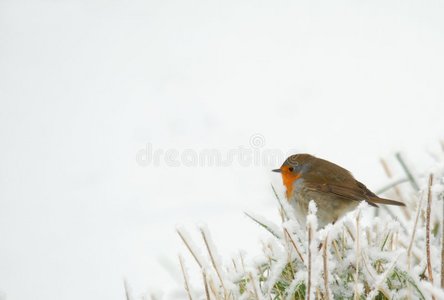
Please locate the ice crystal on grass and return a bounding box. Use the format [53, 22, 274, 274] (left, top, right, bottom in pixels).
[176, 153, 444, 299]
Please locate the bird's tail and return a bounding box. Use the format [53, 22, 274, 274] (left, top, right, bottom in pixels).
[369, 196, 405, 206]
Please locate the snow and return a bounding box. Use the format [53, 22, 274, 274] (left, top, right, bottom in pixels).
[422, 281, 444, 299]
[1, 0, 444, 299]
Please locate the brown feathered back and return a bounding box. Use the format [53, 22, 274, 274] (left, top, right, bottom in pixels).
[284, 154, 405, 207]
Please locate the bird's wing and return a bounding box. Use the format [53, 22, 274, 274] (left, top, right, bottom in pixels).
[305, 158, 405, 207]
[303, 180, 379, 207]
[304, 180, 405, 207]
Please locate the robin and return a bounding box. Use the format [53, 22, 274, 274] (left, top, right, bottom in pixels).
[273, 154, 405, 228]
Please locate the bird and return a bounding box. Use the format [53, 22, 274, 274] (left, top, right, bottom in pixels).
[272, 154, 405, 228]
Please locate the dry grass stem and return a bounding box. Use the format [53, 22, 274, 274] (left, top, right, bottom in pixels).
[323, 234, 330, 300]
[248, 272, 260, 300]
[202, 271, 211, 300]
[272, 184, 288, 221]
[200, 228, 228, 299]
[209, 277, 221, 300]
[307, 223, 312, 300]
[441, 196, 444, 288]
[380, 158, 410, 219]
[179, 255, 194, 300]
[353, 210, 361, 300]
[177, 228, 203, 269]
[426, 174, 434, 284]
[284, 228, 304, 263]
[408, 190, 425, 271]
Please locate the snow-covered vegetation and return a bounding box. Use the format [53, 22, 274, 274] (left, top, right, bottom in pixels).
[176, 152, 444, 299]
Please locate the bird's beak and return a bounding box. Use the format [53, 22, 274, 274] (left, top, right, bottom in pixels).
[272, 168, 281, 173]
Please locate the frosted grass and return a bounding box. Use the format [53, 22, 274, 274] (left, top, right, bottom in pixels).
[173, 153, 444, 299]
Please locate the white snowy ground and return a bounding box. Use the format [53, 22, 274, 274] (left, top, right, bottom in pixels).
[0, 1, 444, 299]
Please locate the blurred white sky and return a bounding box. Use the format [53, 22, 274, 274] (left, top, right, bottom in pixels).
[1, 0, 444, 299]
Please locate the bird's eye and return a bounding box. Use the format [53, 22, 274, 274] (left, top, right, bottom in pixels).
[288, 167, 294, 172]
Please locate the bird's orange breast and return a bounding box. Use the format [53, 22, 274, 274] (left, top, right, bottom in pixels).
[280, 168, 302, 199]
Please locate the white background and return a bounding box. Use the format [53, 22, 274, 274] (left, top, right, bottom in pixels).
[1, 0, 443, 299]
